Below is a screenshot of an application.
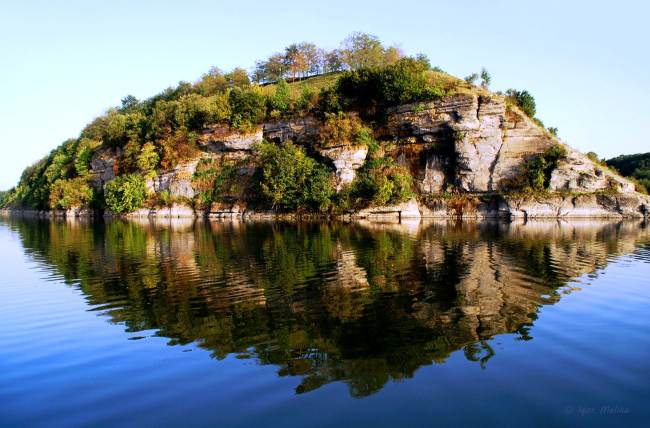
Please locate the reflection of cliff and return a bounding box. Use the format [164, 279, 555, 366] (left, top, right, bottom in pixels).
[5, 218, 649, 397]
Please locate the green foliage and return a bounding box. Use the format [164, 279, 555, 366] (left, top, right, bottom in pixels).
[340, 32, 404, 70]
[48, 178, 94, 209]
[318, 113, 374, 148]
[586, 151, 600, 163]
[0, 189, 11, 208]
[480, 68, 491, 88]
[104, 175, 147, 214]
[137, 142, 160, 177]
[74, 139, 100, 176]
[191, 158, 238, 206]
[351, 155, 414, 206]
[255, 141, 335, 212]
[157, 190, 172, 207]
[464, 73, 478, 85]
[228, 87, 267, 130]
[267, 79, 292, 117]
[548, 127, 558, 137]
[506, 89, 536, 118]
[330, 57, 444, 114]
[295, 85, 317, 112]
[501, 145, 568, 192]
[606, 152, 650, 193]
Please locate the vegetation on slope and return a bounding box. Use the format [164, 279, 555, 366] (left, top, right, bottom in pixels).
[605, 153, 650, 193]
[1, 32, 561, 214]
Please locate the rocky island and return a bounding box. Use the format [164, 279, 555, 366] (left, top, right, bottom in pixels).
[2, 33, 648, 220]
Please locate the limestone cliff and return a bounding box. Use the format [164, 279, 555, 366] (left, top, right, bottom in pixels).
[77, 91, 644, 220]
[6, 93, 646, 220]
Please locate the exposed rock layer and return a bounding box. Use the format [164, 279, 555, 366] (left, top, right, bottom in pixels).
[57, 94, 649, 219]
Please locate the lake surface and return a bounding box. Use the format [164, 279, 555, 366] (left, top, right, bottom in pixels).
[1, 217, 649, 427]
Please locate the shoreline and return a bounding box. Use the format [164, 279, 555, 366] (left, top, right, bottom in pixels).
[2, 192, 648, 221]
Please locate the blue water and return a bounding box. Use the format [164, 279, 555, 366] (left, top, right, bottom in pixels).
[0, 218, 649, 427]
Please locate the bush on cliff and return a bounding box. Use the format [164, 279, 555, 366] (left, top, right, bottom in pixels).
[48, 178, 94, 210]
[228, 87, 267, 130]
[500, 145, 567, 192]
[505, 89, 536, 118]
[351, 155, 414, 206]
[0, 190, 10, 208]
[328, 57, 445, 114]
[318, 112, 374, 148]
[104, 175, 147, 214]
[192, 158, 239, 206]
[255, 141, 335, 212]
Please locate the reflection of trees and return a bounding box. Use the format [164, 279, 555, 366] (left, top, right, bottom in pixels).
[4, 218, 649, 397]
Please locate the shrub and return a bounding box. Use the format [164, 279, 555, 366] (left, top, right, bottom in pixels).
[295, 86, 317, 112]
[104, 174, 147, 214]
[605, 153, 650, 194]
[255, 141, 335, 212]
[506, 89, 536, 118]
[137, 142, 160, 177]
[500, 145, 567, 192]
[74, 139, 100, 176]
[102, 109, 146, 148]
[48, 178, 94, 209]
[480, 68, 491, 88]
[267, 79, 292, 114]
[228, 87, 267, 130]
[191, 158, 238, 206]
[352, 156, 414, 205]
[318, 112, 374, 148]
[464, 73, 478, 85]
[331, 57, 443, 114]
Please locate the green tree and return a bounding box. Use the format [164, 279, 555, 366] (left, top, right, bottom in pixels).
[137, 143, 160, 177]
[228, 87, 267, 129]
[352, 156, 414, 206]
[480, 68, 491, 88]
[48, 177, 94, 209]
[225, 68, 250, 88]
[104, 174, 147, 214]
[256, 141, 334, 211]
[464, 73, 478, 85]
[268, 79, 292, 114]
[333, 57, 441, 112]
[506, 89, 536, 118]
[341, 32, 385, 70]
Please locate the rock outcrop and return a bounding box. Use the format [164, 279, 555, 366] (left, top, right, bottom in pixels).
[199, 125, 262, 151]
[318, 145, 368, 189]
[72, 93, 648, 220]
[263, 117, 320, 144]
[383, 95, 555, 192]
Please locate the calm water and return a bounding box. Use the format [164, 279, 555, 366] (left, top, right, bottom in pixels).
[1, 218, 649, 427]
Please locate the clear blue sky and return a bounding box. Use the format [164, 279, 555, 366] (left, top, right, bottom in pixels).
[1, 0, 648, 189]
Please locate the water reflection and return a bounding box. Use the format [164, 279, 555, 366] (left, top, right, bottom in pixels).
[4, 217, 649, 397]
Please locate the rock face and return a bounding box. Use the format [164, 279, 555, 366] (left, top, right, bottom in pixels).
[318, 146, 368, 189]
[384, 95, 556, 192]
[549, 148, 634, 193]
[89, 147, 120, 189]
[150, 158, 203, 199]
[502, 193, 650, 218]
[263, 117, 320, 144]
[83, 93, 647, 219]
[199, 125, 262, 151]
[354, 199, 421, 219]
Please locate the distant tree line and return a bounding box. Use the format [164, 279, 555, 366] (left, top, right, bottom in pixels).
[606, 153, 650, 193]
[252, 32, 404, 83]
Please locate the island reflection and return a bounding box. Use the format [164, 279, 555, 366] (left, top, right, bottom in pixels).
[6, 217, 649, 397]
